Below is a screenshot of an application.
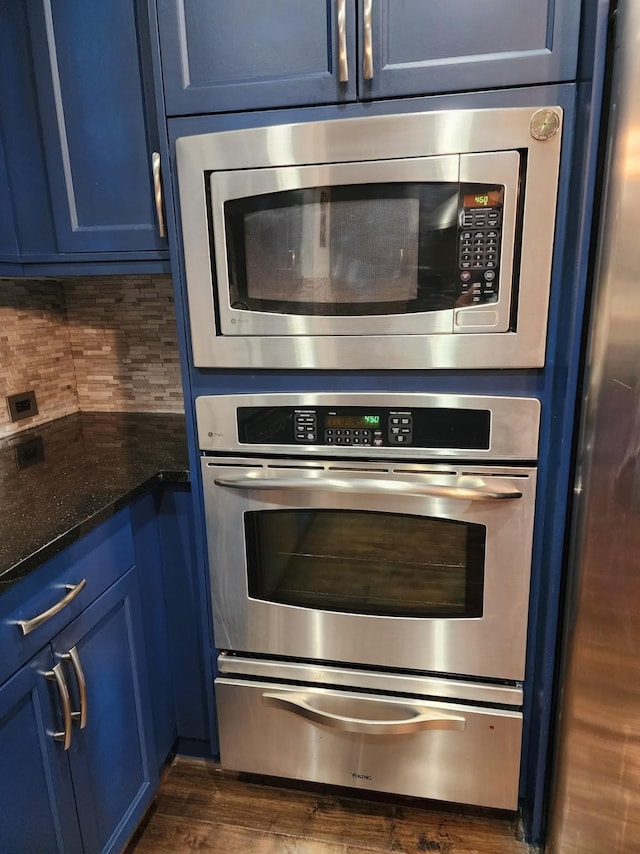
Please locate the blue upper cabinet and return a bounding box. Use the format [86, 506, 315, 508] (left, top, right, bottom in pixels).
[363, 0, 580, 100]
[0, 133, 19, 265]
[155, 0, 580, 117]
[0, 0, 168, 271]
[156, 0, 358, 115]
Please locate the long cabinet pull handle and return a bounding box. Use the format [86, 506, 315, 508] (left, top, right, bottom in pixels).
[363, 0, 374, 80]
[17, 579, 87, 636]
[213, 474, 523, 501]
[337, 0, 349, 82]
[46, 663, 73, 750]
[60, 646, 87, 729]
[152, 152, 167, 238]
[262, 692, 466, 735]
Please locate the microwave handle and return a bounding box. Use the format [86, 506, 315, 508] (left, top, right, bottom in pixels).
[212, 473, 523, 500]
[337, 0, 349, 83]
[262, 692, 466, 735]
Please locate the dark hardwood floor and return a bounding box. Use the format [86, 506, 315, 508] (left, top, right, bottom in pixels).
[125, 756, 534, 853]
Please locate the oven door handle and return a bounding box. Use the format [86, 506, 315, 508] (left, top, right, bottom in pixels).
[212, 473, 523, 500]
[262, 692, 466, 734]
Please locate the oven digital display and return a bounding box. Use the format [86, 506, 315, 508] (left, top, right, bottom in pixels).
[325, 414, 381, 429]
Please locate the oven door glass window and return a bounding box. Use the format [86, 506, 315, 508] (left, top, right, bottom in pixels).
[224, 183, 463, 317]
[245, 509, 485, 618]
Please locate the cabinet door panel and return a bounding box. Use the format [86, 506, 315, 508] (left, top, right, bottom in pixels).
[0, 132, 19, 260]
[0, 647, 83, 854]
[362, 0, 580, 99]
[54, 568, 157, 854]
[157, 0, 357, 115]
[27, 0, 165, 253]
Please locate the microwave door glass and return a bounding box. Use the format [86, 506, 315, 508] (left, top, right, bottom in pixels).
[224, 183, 462, 317]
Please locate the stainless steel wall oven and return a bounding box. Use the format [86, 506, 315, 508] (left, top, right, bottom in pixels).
[177, 106, 562, 370]
[197, 392, 540, 810]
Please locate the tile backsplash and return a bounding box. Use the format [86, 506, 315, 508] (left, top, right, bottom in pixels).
[0, 275, 184, 438]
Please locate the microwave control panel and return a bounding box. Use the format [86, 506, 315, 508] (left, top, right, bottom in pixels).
[457, 184, 503, 306]
[237, 406, 491, 451]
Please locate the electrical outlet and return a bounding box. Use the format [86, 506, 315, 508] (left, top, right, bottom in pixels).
[7, 390, 38, 422]
[15, 436, 44, 470]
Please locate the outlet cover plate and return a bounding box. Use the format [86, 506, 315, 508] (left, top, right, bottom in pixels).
[7, 390, 38, 422]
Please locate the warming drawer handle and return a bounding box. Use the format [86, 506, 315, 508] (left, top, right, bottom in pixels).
[337, 0, 349, 83]
[60, 646, 88, 730]
[213, 474, 522, 501]
[262, 692, 466, 735]
[17, 579, 88, 636]
[363, 0, 374, 80]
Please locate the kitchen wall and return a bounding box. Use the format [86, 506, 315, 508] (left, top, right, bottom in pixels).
[0, 275, 184, 438]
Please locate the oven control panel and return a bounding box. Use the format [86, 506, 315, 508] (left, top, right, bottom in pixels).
[237, 405, 490, 451]
[294, 409, 413, 447]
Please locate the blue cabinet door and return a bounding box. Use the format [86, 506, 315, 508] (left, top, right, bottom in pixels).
[361, 0, 580, 100]
[53, 567, 158, 854]
[24, 0, 167, 255]
[156, 0, 357, 115]
[0, 647, 83, 854]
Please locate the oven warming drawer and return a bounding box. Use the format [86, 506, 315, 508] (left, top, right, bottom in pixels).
[215, 677, 523, 810]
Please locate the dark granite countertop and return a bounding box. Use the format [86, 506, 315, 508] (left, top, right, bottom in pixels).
[0, 412, 189, 592]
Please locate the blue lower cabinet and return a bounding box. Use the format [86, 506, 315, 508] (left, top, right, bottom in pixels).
[0, 536, 158, 853]
[53, 568, 158, 854]
[0, 646, 83, 854]
[131, 486, 212, 759]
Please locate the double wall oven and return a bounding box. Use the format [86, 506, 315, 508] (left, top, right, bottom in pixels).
[197, 392, 539, 810]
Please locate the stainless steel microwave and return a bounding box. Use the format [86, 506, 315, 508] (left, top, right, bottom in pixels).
[176, 106, 563, 369]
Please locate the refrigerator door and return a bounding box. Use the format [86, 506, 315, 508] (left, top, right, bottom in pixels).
[548, 2, 640, 851]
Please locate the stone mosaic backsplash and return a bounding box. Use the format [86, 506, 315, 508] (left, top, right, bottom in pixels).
[0, 275, 184, 438]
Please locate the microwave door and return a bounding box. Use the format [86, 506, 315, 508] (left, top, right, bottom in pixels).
[210, 156, 461, 337]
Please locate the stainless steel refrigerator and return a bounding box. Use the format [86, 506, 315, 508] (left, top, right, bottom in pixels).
[548, 1, 640, 850]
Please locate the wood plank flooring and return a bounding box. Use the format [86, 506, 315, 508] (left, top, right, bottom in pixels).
[125, 756, 535, 853]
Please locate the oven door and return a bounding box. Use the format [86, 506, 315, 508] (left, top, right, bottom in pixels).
[202, 457, 537, 681]
[210, 152, 519, 337]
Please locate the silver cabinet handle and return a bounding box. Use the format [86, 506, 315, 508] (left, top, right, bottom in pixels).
[60, 646, 87, 730]
[213, 473, 522, 500]
[46, 663, 72, 750]
[152, 152, 167, 238]
[17, 579, 87, 636]
[263, 692, 466, 735]
[337, 0, 349, 82]
[363, 0, 374, 80]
